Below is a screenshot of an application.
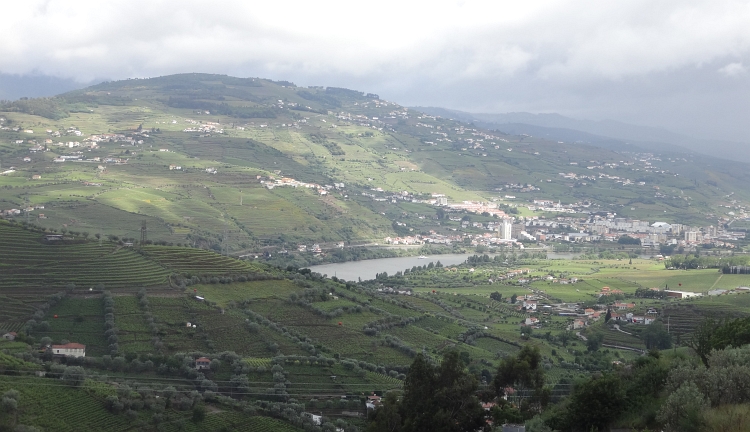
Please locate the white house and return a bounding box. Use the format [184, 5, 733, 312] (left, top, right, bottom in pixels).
[195, 357, 211, 370]
[51, 342, 86, 357]
[525, 317, 540, 326]
[665, 290, 703, 299]
[303, 413, 322, 425]
[2, 332, 17, 341]
[523, 300, 537, 311]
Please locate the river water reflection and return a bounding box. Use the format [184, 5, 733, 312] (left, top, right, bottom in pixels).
[306, 251, 655, 282]
[307, 254, 477, 282]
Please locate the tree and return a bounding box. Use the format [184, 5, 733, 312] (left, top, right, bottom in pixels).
[2, 389, 19, 426]
[586, 332, 603, 352]
[62, 366, 86, 387]
[567, 373, 626, 431]
[511, 294, 518, 304]
[192, 405, 207, 423]
[604, 308, 612, 323]
[399, 352, 486, 432]
[642, 321, 672, 350]
[366, 392, 402, 432]
[494, 345, 548, 415]
[490, 292, 502, 302]
[689, 316, 750, 366]
[557, 331, 574, 347]
[525, 415, 553, 432]
[617, 235, 640, 245]
[656, 382, 707, 432]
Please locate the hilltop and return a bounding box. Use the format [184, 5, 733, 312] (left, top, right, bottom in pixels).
[0, 73, 748, 256]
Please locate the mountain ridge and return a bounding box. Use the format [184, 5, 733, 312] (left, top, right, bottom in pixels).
[414, 106, 750, 163]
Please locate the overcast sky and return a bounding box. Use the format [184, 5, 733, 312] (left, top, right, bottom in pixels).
[1, 0, 749, 142]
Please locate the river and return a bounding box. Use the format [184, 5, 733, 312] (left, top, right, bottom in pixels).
[306, 251, 657, 282]
[307, 254, 477, 282]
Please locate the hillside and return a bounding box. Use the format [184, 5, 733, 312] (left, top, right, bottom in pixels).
[1, 212, 749, 430]
[1, 73, 749, 255]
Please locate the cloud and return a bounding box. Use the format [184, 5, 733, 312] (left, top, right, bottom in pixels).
[718, 62, 747, 77]
[1, 0, 749, 142]
[1, 0, 748, 82]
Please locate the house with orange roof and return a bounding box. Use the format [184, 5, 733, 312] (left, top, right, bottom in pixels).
[51, 342, 85, 357]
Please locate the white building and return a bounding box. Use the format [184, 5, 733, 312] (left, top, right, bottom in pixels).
[500, 219, 513, 240]
[51, 343, 86, 357]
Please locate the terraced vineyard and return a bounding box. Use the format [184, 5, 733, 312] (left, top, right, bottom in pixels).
[199, 309, 308, 357]
[42, 298, 110, 356]
[114, 295, 155, 354]
[159, 411, 302, 432]
[0, 294, 38, 332]
[0, 376, 134, 432]
[147, 296, 212, 353]
[662, 301, 750, 340]
[0, 222, 170, 289]
[601, 328, 646, 350]
[142, 246, 264, 275]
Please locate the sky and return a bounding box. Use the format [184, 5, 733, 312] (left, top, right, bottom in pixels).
[1, 0, 749, 143]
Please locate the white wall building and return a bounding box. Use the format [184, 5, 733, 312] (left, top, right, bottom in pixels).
[51, 343, 86, 357]
[500, 219, 513, 240]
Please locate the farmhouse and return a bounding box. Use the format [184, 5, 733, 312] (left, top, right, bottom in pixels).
[613, 302, 635, 310]
[599, 286, 624, 296]
[303, 413, 322, 425]
[366, 394, 382, 410]
[2, 332, 17, 340]
[195, 357, 211, 370]
[51, 342, 86, 357]
[664, 290, 703, 299]
[522, 300, 537, 310]
[525, 317, 540, 326]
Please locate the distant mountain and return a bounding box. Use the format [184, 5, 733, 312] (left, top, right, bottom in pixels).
[0, 73, 91, 100]
[414, 107, 750, 163]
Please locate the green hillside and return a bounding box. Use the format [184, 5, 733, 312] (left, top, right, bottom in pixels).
[0, 216, 748, 430]
[1, 73, 748, 255]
